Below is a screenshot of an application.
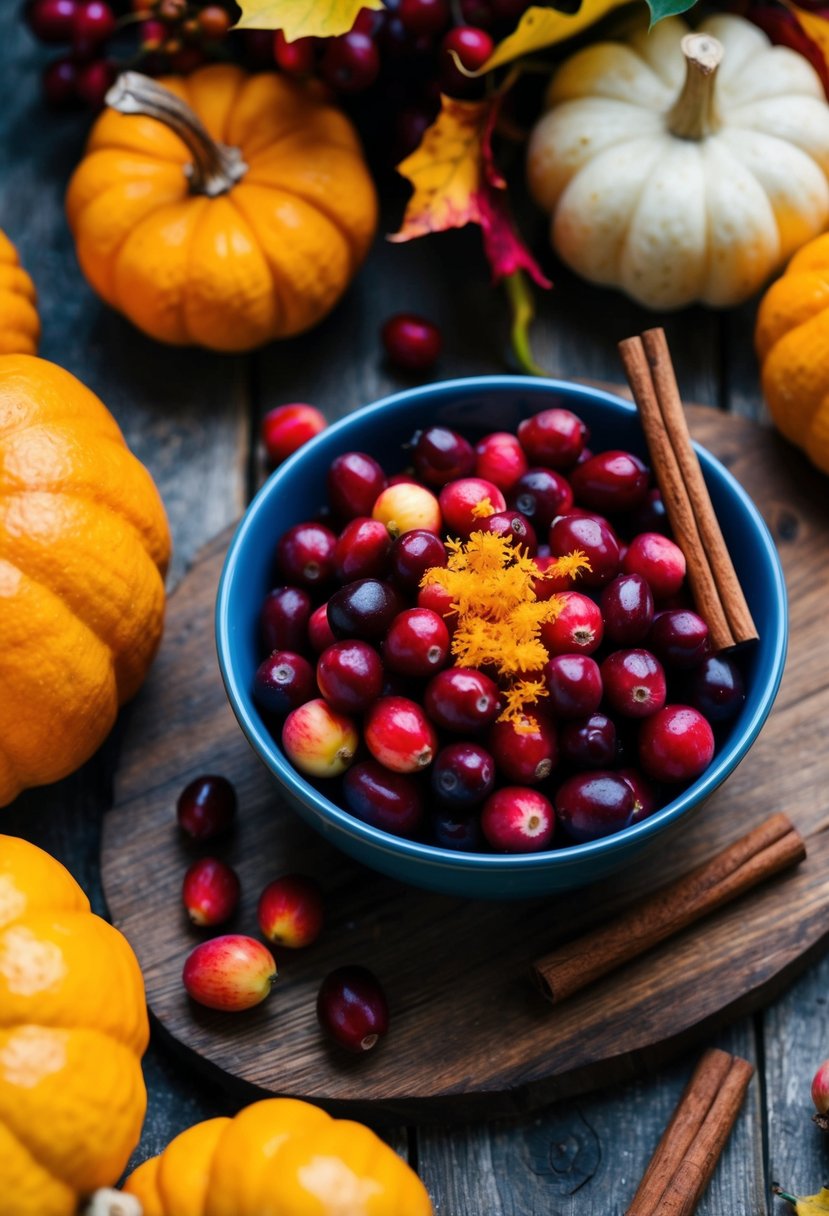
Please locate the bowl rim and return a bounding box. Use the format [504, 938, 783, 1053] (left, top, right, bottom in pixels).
[216, 374, 788, 873]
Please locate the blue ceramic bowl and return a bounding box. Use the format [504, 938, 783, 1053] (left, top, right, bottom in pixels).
[216, 377, 787, 899]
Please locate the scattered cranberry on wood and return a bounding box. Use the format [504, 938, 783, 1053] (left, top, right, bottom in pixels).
[182, 858, 240, 927]
[317, 965, 389, 1053]
[260, 404, 326, 466]
[381, 313, 442, 371]
[177, 775, 236, 841]
[257, 874, 324, 948]
[183, 936, 277, 1012]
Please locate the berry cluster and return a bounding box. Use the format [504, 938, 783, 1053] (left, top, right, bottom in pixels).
[255, 407, 747, 857]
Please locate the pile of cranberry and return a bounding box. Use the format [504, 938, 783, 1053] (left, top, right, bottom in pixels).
[254, 406, 746, 855]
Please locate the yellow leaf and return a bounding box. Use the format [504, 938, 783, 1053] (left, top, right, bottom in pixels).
[233, 0, 384, 40]
[479, 0, 641, 72]
[774, 1184, 829, 1213]
[784, 1, 829, 59]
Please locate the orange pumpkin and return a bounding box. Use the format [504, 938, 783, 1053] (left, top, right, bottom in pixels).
[122, 1098, 433, 1216]
[0, 834, 148, 1216]
[0, 231, 39, 355]
[65, 66, 378, 352]
[0, 356, 171, 805]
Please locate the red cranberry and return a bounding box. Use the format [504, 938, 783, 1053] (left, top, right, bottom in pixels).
[307, 603, 336, 653]
[510, 467, 574, 529]
[689, 655, 746, 722]
[559, 713, 618, 770]
[257, 874, 324, 949]
[618, 768, 659, 823]
[600, 573, 654, 645]
[333, 517, 392, 582]
[384, 608, 450, 677]
[320, 31, 380, 92]
[273, 31, 316, 73]
[424, 667, 500, 732]
[343, 761, 424, 836]
[431, 742, 495, 807]
[412, 426, 475, 486]
[540, 591, 603, 655]
[440, 25, 494, 95]
[601, 649, 666, 718]
[477, 509, 537, 555]
[182, 858, 240, 927]
[71, 0, 115, 50]
[623, 532, 686, 599]
[327, 578, 402, 639]
[42, 56, 78, 107]
[177, 775, 237, 840]
[439, 477, 506, 536]
[317, 640, 384, 713]
[74, 58, 116, 108]
[277, 522, 337, 588]
[431, 807, 484, 850]
[254, 650, 315, 715]
[648, 610, 710, 669]
[488, 716, 557, 784]
[399, 0, 449, 35]
[317, 965, 389, 1053]
[261, 585, 312, 653]
[364, 696, 438, 772]
[350, 7, 380, 33]
[327, 451, 387, 520]
[382, 313, 442, 370]
[517, 408, 588, 470]
[570, 450, 650, 513]
[474, 432, 528, 491]
[481, 786, 555, 852]
[555, 771, 635, 842]
[27, 0, 77, 42]
[260, 403, 325, 465]
[544, 654, 602, 718]
[627, 488, 669, 537]
[548, 513, 621, 588]
[638, 705, 715, 782]
[390, 529, 447, 592]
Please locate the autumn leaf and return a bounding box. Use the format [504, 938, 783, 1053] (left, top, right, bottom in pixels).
[233, 0, 384, 40]
[476, 0, 639, 73]
[773, 1183, 829, 1214]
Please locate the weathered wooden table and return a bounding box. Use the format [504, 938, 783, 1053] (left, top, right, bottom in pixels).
[3, 17, 825, 1214]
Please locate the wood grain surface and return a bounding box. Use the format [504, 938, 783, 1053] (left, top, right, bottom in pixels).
[102, 403, 829, 1122]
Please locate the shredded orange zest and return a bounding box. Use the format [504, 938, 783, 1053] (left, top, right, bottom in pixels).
[421, 531, 590, 728]
[470, 496, 496, 519]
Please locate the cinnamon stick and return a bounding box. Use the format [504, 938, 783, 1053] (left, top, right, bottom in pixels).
[626, 1048, 754, 1216]
[641, 328, 758, 647]
[533, 813, 805, 1004]
[618, 334, 735, 653]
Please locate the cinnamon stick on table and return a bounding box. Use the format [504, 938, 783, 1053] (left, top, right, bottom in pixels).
[532, 812, 805, 1005]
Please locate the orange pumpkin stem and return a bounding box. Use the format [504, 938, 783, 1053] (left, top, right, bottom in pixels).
[667, 33, 724, 141]
[105, 72, 248, 197]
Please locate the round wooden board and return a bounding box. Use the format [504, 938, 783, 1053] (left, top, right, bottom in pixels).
[103, 404, 829, 1122]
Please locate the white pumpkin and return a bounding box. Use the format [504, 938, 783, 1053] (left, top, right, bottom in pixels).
[527, 15, 829, 309]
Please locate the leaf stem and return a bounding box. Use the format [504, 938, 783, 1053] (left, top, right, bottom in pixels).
[505, 271, 549, 377]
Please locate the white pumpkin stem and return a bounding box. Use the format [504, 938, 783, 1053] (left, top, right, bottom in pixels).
[104, 72, 248, 198]
[80, 1189, 143, 1216]
[666, 33, 724, 140]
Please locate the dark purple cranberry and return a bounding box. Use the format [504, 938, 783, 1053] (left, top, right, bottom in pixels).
[510, 467, 574, 530]
[548, 514, 621, 588]
[253, 651, 315, 715]
[27, 0, 77, 42]
[382, 314, 443, 371]
[476, 509, 537, 554]
[431, 807, 483, 851]
[327, 451, 387, 520]
[390, 528, 447, 592]
[317, 965, 389, 1053]
[424, 667, 501, 732]
[327, 579, 403, 640]
[412, 426, 475, 486]
[431, 742, 495, 807]
[261, 586, 312, 653]
[543, 654, 603, 718]
[689, 654, 746, 722]
[342, 761, 424, 836]
[277, 522, 337, 588]
[176, 775, 237, 840]
[554, 771, 635, 842]
[570, 450, 650, 513]
[399, 0, 450, 33]
[320, 31, 380, 92]
[333, 517, 392, 582]
[626, 488, 670, 537]
[559, 713, 618, 769]
[618, 768, 659, 823]
[600, 573, 654, 645]
[316, 640, 384, 713]
[648, 610, 710, 669]
[42, 56, 78, 107]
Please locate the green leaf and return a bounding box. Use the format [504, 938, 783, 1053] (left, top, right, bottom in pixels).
[646, 0, 699, 26]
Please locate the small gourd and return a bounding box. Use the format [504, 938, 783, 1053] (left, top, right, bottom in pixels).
[0, 230, 39, 354]
[527, 15, 829, 310]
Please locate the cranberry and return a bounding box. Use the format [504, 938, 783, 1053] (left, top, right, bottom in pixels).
[257, 874, 324, 949]
[481, 786, 555, 852]
[183, 936, 276, 1013]
[412, 426, 475, 486]
[624, 532, 686, 599]
[277, 521, 337, 588]
[343, 761, 424, 836]
[372, 481, 442, 536]
[424, 667, 500, 732]
[555, 771, 635, 842]
[440, 26, 494, 95]
[27, 0, 77, 42]
[489, 716, 557, 784]
[182, 858, 240, 927]
[317, 640, 384, 713]
[42, 56, 78, 107]
[689, 655, 746, 722]
[307, 603, 336, 653]
[618, 768, 659, 823]
[431, 807, 484, 850]
[570, 450, 650, 513]
[517, 408, 588, 470]
[474, 432, 528, 491]
[638, 705, 715, 782]
[439, 477, 506, 536]
[327, 451, 386, 520]
[317, 965, 389, 1053]
[327, 578, 402, 639]
[261, 403, 325, 465]
[543, 654, 602, 718]
[333, 517, 391, 582]
[648, 610, 710, 669]
[282, 699, 359, 778]
[627, 488, 669, 537]
[177, 775, 237, 840]
[477, 509, 537, 555]
[559, 713, 618, 770]
[601, 649, 666, 718]
[71, 0, 114, 50]
[381, 313, 442, 370]
[384, 608, 450, 677]
[540, 591, 603, 655]
[261, 585, 312, 653]
[600, 573, 654, 645]
[139, 18, 166, 51]
[431, 741, 495, 807]
[74, 58, 116, 107]
[399, 0, 450, 34]
[320, 31, 380, 92]
[254, 650, 315, 715]
[510, 467, 574, 530]
[273, 31, 316, 73]
[548, 513, 621, 588]
[351, 7, 380, 33]
[390, 529, 447, 592]
[417, 581, 458, 631]
[364, 696, 437, 772]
